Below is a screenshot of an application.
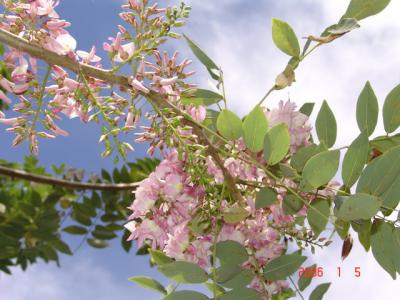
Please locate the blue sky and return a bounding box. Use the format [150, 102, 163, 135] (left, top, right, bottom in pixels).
[1, 0, 400, 299]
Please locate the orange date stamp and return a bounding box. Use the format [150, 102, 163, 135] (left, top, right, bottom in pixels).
[298, 266, 361, 278]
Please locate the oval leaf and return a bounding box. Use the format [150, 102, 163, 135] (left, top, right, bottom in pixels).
[309, 282, 331, 300]
[264, 123, 290, 165]
[255, 187, 277, 209]
[183, 34, 219, 80]
[307, 199, 330, 237]
[272, 18, 300, 57]
[243, 106, 268, 152]
[223, 206, 250, 224]
[316, 100, 337, 148]
[383, 84, 400, 134]
[343, 0, 391, 20]
[129, 276, 167, 295]
[342, 132, 369, 188]
[264, 254, 307, 281]
[356, 81, 379, 136]
[216, 240, 249, 265]
[337, 193, 382, 221]
[159, 261, 208, 284]
[181, 89, 223, 107]
[63, 225, 87, 235]
[219, 287, 259, 300]
[87, 238, 108, 249]
[298, 264, 317, 291]
[217, 109, 243, 141]
[302, 150, 340, 189]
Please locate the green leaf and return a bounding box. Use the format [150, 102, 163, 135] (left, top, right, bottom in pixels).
[316, 100, 337, 148]
[87, 238, 109, 249]
[290, 144, 326, 172]
[0, 43, 4, 56]
[309, 283, 331, 300]
[92, 227, 117, 240]
[357, 146, 400, 211]
[204, 283, 225, 296]
[264, 123, 290, 165]
[163, 291, 209, 300]
[342, 132, 369, 188]
[392, 227, 400, 273]
[181, 89, 223, 107]
[216, 240, 249, 265]
[327, 18, 360, 35]
[271, 288, 296, 300]
[184, 34, 220, 80]
[337, 193, 381, 221]
[351, 219, 372, 251]
[308, 199, 330, 237]
[222, 206, 249, 224]
[298, 264, 316, 291]
[219, 287, 259, 300]
[255, 187, 277, 209]
[335, 218, 350, 240]
[158, 261, 208, 284]
[343, 0, 391, 20]
[150, 249, 173, 266]
[301, 150, 340, 189]
[243, 106, 269, 152]
[264, 254, 307, 281]
[220, 268, 254, 289]
[50, 240, 72, 255]
[271, 18, 300, 57]
[216, 264, 242, 283]
[370, 220, 397, 279]
[356, 81, 379, 136]
[383, 84, 400, 133]
[299, 102, 315, 117]
[217, 109, 243, 141]
[282, 194, 303, 215]
[129, 276, 167, 295]
[62, 225, 87, 235]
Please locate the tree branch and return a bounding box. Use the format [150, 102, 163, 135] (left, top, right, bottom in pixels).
[0, 28, 245, 204]
[0, 165, 140, 191]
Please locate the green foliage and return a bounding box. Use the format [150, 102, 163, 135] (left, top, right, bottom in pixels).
[222, 206, 249, 224]
[216, 109, 243, 140]
[0, 156, 159, 274]
[316, 101, 337, 148]
[351, 220, 372, 251]
[282, 194, 303, 215]
[219, 268, 254, 289]
[158, 261, 208, 284]
[341, 132, 369, 188]
[298, 264, 316, 291]
[383, 84, 400, 133]
[370, 220, 397, 279]
[356, 81, 379, 136]
[301, 150, 340, 189]
[243, 106, 269, 152]
[327, 18, 360, 35]
[271, 18, 300, 57]
[337, 194, 381, 221]
[309, 282, 331, 300]
[255, 187, 277, 209]
[290, 144, 326, 172]
[343, 0, 391, 20]
[184, 34, 220, 80]
[218, 287, 259, 300]
[216, 240, 249, 265]
[308, 199, 330, 237]
[299, 102, 315, 117]
[129, 276, 167, 295]
[264, 253, 307, 281]
[181, 89, 223, 107]
[357, 145, 400, 212]
[263, 123, 291, 165]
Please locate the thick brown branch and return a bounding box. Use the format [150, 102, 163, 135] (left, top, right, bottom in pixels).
[0, 28, 244, 204]
[0, 165, 140, 191]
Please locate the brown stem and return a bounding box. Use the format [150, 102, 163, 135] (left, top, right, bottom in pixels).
[0, 28, 245, 204]
[0, 165, 140, 191]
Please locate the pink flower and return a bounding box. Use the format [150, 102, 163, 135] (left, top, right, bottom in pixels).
[37, 0, 59, 18]
[77, 47, 101, 64]
[218, 224, 246, 244]
[187, 105, 206, 122]
[184, 238, 213, 268]
[126, 219, 167, 249]
[164, 224, 190, 260]
[129, 77, 149, 94]
[0, 90, 12, 104]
